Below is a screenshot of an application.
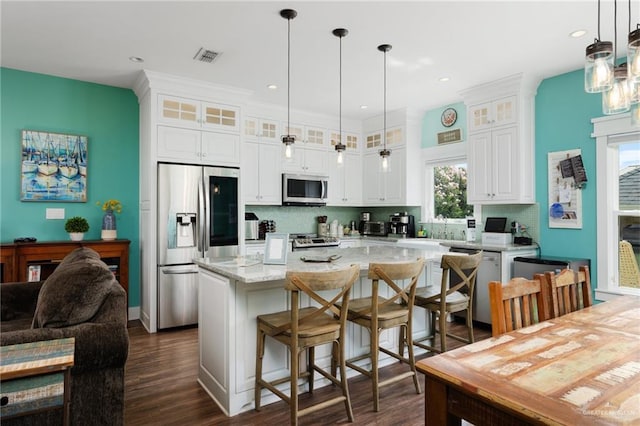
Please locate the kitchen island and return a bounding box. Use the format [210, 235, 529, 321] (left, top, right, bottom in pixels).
[194, 245, 450, 416]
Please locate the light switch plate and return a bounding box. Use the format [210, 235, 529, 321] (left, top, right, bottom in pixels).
[46, 208, 65, 219]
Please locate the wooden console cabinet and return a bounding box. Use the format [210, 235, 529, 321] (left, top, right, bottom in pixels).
[0, 240, 130, 301]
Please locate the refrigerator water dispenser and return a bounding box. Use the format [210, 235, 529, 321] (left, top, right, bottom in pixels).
[176, 213, 196, 247]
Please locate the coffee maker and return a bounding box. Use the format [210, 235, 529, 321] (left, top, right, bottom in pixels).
[388, 213, 415, 238]
[358, 212, 371, 234]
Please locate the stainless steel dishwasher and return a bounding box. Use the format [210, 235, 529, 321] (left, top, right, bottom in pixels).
[449, 248, 501, 325]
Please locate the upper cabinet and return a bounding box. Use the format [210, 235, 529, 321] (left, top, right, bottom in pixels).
[281, 123, 329, 175]
[460, 74, 539, 205]
[468, 95, 517, 133]
[360, 108, 423, 207]
[244, 117, 280, 142]
[327, 152, 362, 206]
[157, 126, 240, 166]
[158, 94, 240, 133]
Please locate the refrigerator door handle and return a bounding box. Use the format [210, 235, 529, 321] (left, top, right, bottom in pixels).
[203, 174, 211, 252]
[161, 268, 199, 275]
[198, 175, 205, 254]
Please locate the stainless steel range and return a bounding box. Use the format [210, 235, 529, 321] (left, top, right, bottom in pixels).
[291, 234, 340, 251]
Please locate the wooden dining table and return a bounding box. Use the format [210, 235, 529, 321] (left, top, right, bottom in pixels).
[416, 296, 640, 425]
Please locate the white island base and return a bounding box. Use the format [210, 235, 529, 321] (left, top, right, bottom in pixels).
[195, 245, 448, 416]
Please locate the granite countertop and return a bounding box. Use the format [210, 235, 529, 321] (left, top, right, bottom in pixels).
[439, 240, 539, 252]
[195, 245, 446, 284]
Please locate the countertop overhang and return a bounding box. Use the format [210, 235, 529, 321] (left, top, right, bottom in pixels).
[195, 245, 446, 284]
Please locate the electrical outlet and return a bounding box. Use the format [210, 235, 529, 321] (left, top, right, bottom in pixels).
[46, 208, 65, 219]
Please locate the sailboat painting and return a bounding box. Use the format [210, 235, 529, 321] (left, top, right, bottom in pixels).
[21, 130, 88, 202]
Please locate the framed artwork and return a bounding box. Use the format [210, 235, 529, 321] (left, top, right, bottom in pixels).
[21, 130, 88, 202]
[548, 149, 583, 229]
[263, 233, 289, 265]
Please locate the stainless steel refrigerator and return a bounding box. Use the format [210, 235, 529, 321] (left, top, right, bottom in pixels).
[157, 163, 239, 329]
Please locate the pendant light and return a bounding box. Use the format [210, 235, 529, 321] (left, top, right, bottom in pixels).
[585, 0, 614, 93]
[280, 9, 297, 160]
[333, 28, 348, 166]
[603, 0, 631, 114]
[378, 44, 392, 173]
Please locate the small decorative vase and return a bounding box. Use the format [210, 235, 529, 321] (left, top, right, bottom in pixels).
[101, 208, 117, 240]
[69, 232, 84, 241]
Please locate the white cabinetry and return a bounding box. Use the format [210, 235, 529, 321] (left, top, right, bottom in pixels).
[242, 141, 281, 204]
[158, 94, 239, 132]
[460, 74, 538, 204]
[328, 152, 362, 206]
[362, 149, 405, 205]
[157, 126, 240, 166]
[244, 242, 266, 256]
[361, 109, 422, 206]
[282, 144, 328, 175]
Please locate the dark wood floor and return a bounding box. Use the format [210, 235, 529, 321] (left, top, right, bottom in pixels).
[124, 320, 491, 425]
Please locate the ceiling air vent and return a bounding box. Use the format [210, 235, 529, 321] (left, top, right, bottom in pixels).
[437, 128, 463, 145]
[193, 48, 220, 63]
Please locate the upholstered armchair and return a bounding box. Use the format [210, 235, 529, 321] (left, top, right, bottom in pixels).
[1, 247, 129, 426]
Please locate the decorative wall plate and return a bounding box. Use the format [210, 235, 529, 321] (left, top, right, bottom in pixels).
[441, 107, 457, 127]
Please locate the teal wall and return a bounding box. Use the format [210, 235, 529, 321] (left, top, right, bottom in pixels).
[421, 101, 466, 148]
[535, 69, 599, 275]
[0, 68, 140, 307]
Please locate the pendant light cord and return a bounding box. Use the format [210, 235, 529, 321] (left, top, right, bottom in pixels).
[383, 48, 387, 151]
[614, 0, 618, 64]
[598, 0, 602, 41]
[339, 34, 342, 146]
[287, 15, 291, 137]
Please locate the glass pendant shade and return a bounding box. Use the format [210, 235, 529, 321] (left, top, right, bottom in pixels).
[336, 147, 344, 167]
[379, 149, 391, 173]
[629, 78, 640, 104]
[283, 136, 295, 160]
[602, 65, 631, 115]
[629, 28, 640, 82]
[585, 41, 614, 93]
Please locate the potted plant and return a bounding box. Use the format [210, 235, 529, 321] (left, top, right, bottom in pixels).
[65, 216, 89, 241]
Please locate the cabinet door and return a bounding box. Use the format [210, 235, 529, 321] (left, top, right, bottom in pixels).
[244, 142, 281, 204]
[303, 148, 328, 175]
[491, 95, 517, 128]
[468, 102, 492, 133]
[466, 131, 493, 203]
[201, 131, 240, 166]
[362, 153, 384, 204]
[157, 126, 201, 162]
[201, 102, 240, 132]
[343, 153, 362, 205]
[382, 149, 405, 205]
[327, 152, 360, 205]
[158, 95, 200, 128]
[491, 126, 518, 202]
[242, 142, 261, 203]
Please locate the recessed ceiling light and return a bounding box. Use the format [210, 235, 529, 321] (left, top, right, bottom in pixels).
[570, 29, 587, 38]
[439, 77, 450, 82]
[267, 84, 277, 90]
[129, 56, 144, 63]
[360, 105, 368, 109]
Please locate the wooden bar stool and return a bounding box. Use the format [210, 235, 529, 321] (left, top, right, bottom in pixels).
[412, 252, 482, 353]
[341, 258, 425, 412]
[254, 264, 360, 425]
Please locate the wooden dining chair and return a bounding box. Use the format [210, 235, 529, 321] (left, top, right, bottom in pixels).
[341, 258, 425, 412]
[542, 266, 592, 317]
[489, 275, 552, 336]
[254, 264, 360, 426]
[412, 251, 483, 353]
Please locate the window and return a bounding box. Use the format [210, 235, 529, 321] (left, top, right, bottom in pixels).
[422, 142, 475, 223]
[593, 115, 640, 300]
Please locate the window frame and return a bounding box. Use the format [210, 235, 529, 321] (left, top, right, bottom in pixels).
[592, 114, 640, 300]
[421, 141, 477, 225]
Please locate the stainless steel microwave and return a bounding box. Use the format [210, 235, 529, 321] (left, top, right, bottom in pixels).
[282, 174, 328, 206]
